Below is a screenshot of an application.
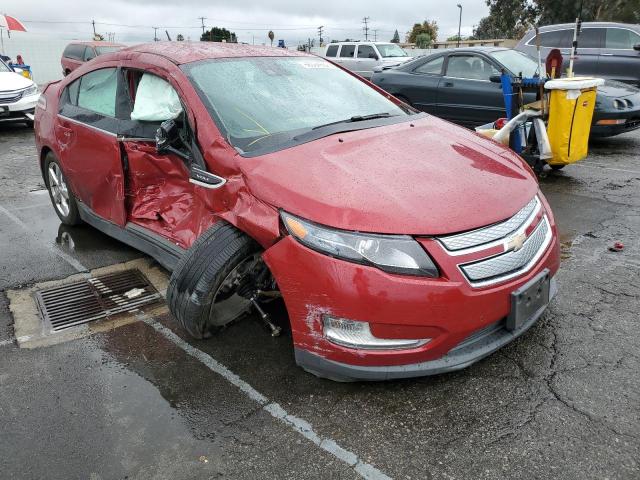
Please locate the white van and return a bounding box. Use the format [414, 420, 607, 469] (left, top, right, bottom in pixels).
[323, 42, 412, 79]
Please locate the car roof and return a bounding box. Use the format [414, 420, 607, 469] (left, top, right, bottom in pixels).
[119, 42, 309, 65]
[426, 46, 509, 55]
[68, 41, 125, 47]
[535, 22, 640, 31]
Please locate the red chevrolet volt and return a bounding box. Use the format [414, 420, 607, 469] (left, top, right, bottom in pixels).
[34, 42, 560, 381]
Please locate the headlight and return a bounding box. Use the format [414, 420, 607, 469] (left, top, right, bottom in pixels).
[23, 84, 38, 97]
[280, 211, 438, 277]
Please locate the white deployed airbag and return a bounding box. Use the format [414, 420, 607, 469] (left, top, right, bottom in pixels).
[130, 74, 182, 121]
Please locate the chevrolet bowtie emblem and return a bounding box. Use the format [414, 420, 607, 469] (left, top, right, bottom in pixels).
[506, 232, 527, 252]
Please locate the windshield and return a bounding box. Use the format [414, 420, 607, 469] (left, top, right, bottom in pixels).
[0, 59, 12, 73]
[183, 56, 409, 154]
[489, 49, 539, 77]
[95, 46, 122, 55]
[376, 44, 408, 58]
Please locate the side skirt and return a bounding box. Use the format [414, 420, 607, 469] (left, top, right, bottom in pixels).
[77, 201, 185, 271]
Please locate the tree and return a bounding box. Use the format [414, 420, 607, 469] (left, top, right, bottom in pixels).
[535, 0, 640, 24]
[201, 27, 237, 43]
[408, 20, 438, 44]
[472, 0, 535, 40]
[268, 30, 275, 47]
[391, 29, 400, 43]
[176, 34, 184, 41]
[415, 33, 432, 48]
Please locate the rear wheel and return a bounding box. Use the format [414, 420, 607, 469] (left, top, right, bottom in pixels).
[44, 153, 81, 225]
[167, 222, 264, 339]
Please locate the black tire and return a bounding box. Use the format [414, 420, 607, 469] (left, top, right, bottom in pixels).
[549, 164, 565, 171]
[24, 119, 34, 128]
[43, 153, 82, 226]
[167, 222, 260, 339]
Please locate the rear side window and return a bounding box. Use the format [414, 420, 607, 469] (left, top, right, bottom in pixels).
[75, 68, 118, 117]
[446, 55, 499, 81]
[326, 45, 339, 57]
[64, 44, 86, 60]
[339, 45, 355, 58]
[536, 30, 572, 48]
[606, 28, 640, 49]
[414, 56, 444, 75]
[357, 45, 377, 59]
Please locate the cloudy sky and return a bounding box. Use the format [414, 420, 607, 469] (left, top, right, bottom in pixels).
[3, 0, 489, 46]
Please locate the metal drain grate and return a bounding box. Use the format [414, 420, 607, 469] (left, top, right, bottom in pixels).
[34, 269, 162, 332]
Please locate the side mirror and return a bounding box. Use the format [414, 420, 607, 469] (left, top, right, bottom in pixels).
[634, 44, 640, 51]
[369, 53, 379, 60]
[489, 74, 502, 83]
[85, 56, 94, 61]
[155, 119, 180, 154]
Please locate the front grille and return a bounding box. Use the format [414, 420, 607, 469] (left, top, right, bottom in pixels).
[438, 196, 540, 252]
[0, 90, 24, 104]
[460, 216, 551, 286]
[34, 269, 162, 332]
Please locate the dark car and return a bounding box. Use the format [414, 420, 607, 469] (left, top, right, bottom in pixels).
[516, 22, 640, 87]
[370, 47, 640, 138]
[61, 41, 125, 76]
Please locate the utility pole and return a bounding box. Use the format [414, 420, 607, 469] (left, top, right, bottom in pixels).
[456, 4, 462, 48]
[153, 27, 159, 42]
[318, 26, 324, 47]
[362, 17, 370, 41]
[198, 17, 206, 37]
[373, 29, 378, 41]
[91, 19, 96, 37]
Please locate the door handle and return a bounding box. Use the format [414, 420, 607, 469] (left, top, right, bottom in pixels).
[601, 53, 613, 56]
[443, 81, 454, 87]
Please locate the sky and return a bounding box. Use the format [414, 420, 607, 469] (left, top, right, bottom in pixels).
[2, 0, 490, 46]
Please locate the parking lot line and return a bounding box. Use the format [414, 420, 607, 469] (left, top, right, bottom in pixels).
[576, 163, 640, 175]
[0, 204, 87, 273]
[141, 314, 392, 480]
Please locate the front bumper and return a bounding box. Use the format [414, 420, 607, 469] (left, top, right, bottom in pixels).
[296, 277, 557, 381]
[0, 93, 39, 122]
[263, 197, 560, 381]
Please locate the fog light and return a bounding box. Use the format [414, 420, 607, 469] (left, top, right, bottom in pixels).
[322, 315, 430, 350]
[596, 119, 626, 125]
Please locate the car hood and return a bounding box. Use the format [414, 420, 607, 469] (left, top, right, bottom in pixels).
[240, 115, 538, 236]
[598, 79, 640, 98]
[0, 71, 34, 91]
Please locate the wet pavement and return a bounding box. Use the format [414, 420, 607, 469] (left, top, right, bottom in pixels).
[1, 122, 639, 479]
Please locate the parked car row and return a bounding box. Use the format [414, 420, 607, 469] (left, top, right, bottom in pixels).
[325, 22, 640, 138]
[0, 56, 40, 127]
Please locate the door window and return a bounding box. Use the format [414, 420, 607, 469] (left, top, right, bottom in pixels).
[446, 55, 499, 81]
[325, 45, 339, 57]
[339, 44, 356, 58]
[579, 28, 604, 48]
[357, 45, 377, 59]
[83, 47, 96, 61]
[76, 68, 117, 117]
[414, 56, 444, 75]
[606, 28, 640, 49]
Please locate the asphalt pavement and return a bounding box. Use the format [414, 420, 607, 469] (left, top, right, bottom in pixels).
[0, 122, 638, 480]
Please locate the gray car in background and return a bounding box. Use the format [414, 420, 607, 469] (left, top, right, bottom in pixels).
[516, 22, 640, 86]
[323, 42, 413, 79]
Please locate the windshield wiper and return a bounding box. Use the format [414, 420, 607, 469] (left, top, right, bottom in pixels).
[311, 112, 395, 130]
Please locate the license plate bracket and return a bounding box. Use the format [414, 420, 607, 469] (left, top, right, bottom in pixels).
[507, 269, 550, 331]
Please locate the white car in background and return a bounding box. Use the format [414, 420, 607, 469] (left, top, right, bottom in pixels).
[0, 58, 39, 127]
[323, 42, 413, 79]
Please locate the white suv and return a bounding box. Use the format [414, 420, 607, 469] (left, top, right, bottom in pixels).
[0, 58, 40, 127]
[324, 42, 412, 79]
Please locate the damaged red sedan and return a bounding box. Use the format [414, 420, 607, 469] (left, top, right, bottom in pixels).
[34, 43, 560, 381]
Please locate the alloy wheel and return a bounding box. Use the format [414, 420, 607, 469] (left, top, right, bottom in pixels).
[48, 163, 70, 218]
